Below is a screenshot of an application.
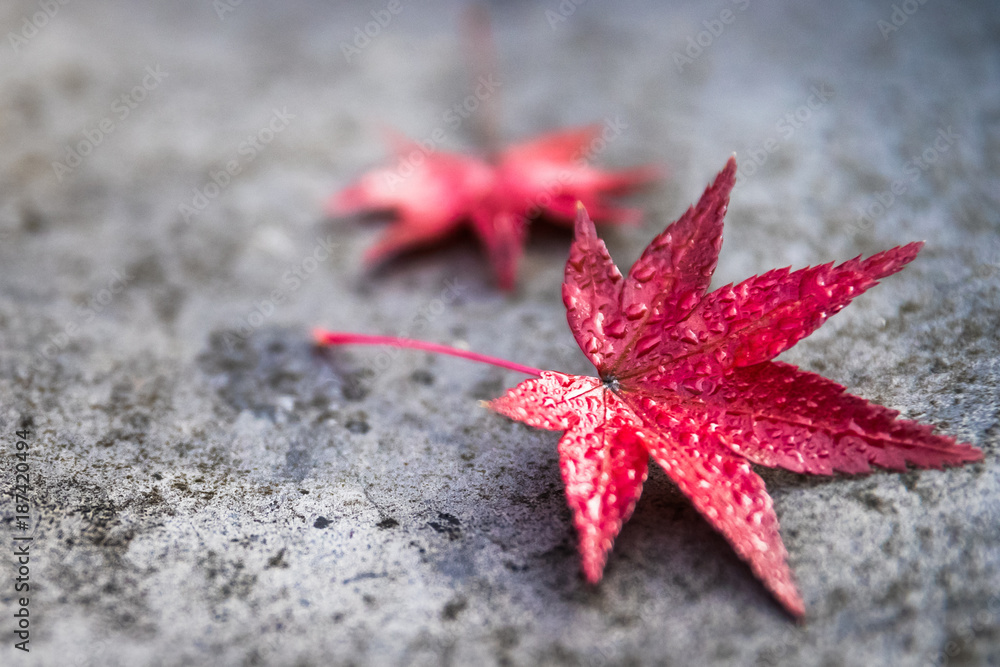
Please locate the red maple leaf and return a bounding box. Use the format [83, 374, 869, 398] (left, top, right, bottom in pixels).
[487, 157, 982, 617]
[329, 126, 659, 290]
[314, 157, 981, 617]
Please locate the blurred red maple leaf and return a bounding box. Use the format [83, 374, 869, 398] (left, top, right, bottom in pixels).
[315, 156, 982, 617]
[329, 2, 658, 290]
[329, 126, 659, 290]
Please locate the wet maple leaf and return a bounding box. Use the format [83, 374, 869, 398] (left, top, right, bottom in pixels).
[314, 156, 981, 618]
[486, 156, 982, 617]
[329, 126, 659, 289]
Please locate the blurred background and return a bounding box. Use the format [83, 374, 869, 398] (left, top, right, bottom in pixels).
[1, 2, 998, 665]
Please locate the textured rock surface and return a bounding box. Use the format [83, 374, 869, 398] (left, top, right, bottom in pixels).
[1, 1, 998, 665]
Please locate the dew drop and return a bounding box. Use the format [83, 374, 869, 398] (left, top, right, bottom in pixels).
[606, 319, 627, 338]
[632, 265, 656, 282]
[624, 302, 649, 320]
[680, 291, 700, 310]
[635, 335, 660, 356]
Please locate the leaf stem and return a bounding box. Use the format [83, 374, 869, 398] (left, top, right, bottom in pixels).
[312, 329, 543, 377]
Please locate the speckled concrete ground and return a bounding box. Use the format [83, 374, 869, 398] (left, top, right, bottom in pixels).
[1, 1, 999, 666]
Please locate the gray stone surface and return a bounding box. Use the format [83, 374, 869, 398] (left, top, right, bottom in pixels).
[1, 1, 999, 665]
